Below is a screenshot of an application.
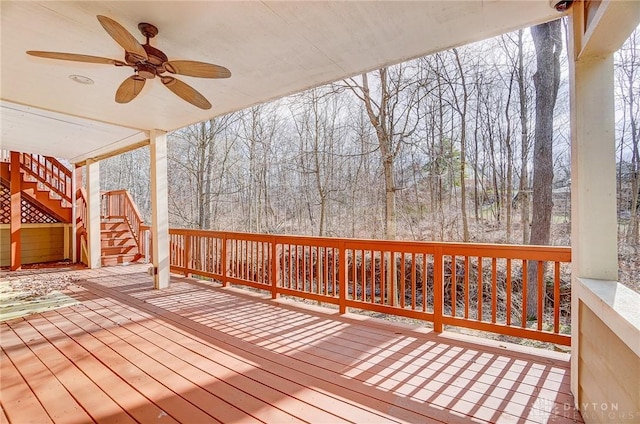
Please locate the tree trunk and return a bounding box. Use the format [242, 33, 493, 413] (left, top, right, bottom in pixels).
[527, 20, 562, 320]
[360, 70, 397, 240]
[505, 76, 514, 243]
[518, 29, 531, 245]
[453, 49, 470, 242]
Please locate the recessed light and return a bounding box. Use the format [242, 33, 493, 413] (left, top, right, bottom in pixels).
[69, 74, 94, 85]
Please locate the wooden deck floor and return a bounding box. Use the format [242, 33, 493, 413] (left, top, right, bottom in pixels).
[1, 265, 583, 423]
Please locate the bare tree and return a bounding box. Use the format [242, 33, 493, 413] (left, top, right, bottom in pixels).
[527, 19, 562, 318]
[451, 48, 471, 241]
[290, 88, 348, 236]
[517, 29, 532, 244]
[343, 66, 419, 240]
[168, 114, 240, 229]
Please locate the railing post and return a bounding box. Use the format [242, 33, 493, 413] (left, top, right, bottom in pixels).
[184, 233, 192, 278]
[339, 241, 347, 314]
[433, 247, 443, 333]
[221, 233, 228, 287]
[271, 236, 279, 299]
[144, 229, 150, 263]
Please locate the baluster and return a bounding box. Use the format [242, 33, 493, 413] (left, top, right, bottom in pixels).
[506, 259, 512, 326]
[492, 258, 497, 324]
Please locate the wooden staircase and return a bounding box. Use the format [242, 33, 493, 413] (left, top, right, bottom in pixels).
[1, 151, 147, 268]
[100, 190, 147, 267]
[101, 220, 143, 266]
[0, 152, 72, 223]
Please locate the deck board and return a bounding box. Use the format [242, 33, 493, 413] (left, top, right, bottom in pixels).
[79, 301, 354, 424]
[0, 347, 53, 424]
[2, 323, 93, 423]
[0, 265, 583, 423]
[8, 317, 136, 424]
[30, 311, 178, 424]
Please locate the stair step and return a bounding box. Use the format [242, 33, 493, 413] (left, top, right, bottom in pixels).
[101, 253, 141, 267]
[101, 222, 129, 231]
[100, 218, 142, 267]
[101, 238, 136, 248]
[101, 230, 131, 239]
[102, 245, 138, 256]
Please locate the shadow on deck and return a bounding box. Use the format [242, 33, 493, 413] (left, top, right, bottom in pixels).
[1, 265, 582, 423]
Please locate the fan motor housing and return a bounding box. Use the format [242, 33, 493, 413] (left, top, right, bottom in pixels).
[137, 62, 156, 79]
[125, 45, 168, 77]
[143, 44, 168, 67]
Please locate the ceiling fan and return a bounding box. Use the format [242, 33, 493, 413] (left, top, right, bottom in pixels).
[26, 15, 231, 110]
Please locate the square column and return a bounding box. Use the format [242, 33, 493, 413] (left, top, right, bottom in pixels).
[86, 159, 101, 268]
[569, 2, 640, 415]
[150, 129, 170, 289]
[569, 52, 619, 406]
[10, 152, 21, 271]
[570, 56, 618, 280]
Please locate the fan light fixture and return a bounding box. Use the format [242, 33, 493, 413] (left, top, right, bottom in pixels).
[69, 74, 94, 85]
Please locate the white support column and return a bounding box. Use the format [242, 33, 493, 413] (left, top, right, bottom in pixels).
[569, 1, 640, 411]
[570, 56, 618, 280]
[150, 129, 170, 289]
[71, 166, 77, 263]
[569, 26, 618, 409]
[86, 159, 101, 269]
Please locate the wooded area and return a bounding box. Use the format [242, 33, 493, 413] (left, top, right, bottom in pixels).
[100, 24, 639, 292]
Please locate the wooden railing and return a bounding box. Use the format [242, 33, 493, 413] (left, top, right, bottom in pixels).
[168, 229, 572, 345]
[19, 152, 72, 206]
[101, 190, 145, 251]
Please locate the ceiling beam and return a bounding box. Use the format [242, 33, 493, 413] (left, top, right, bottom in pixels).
[574, 0, 640, 60]
[74, 139, 150, 167]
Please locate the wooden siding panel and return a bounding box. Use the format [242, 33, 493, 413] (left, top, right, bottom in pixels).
[579, 302, 639, 423]
[0, 228, 9, 267]
[0, 224, 65, 266]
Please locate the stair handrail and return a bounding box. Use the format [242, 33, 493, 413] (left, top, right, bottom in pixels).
[101, 189, 144, 252]
[19, 152, 72, 204]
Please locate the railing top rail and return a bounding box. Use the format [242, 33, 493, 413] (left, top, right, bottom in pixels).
[101, 189, 128, 195]
[168, 228, 571, 260]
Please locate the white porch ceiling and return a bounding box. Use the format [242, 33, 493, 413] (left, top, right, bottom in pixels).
[1, 1, 563, 164]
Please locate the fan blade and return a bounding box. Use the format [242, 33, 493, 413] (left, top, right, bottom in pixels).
[115, 76, 146, 103]
[27, 51, 125, 65]
[161, 76, 211, 110]
[165, 60, 231, 78]
[97, 15, 147, 61]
